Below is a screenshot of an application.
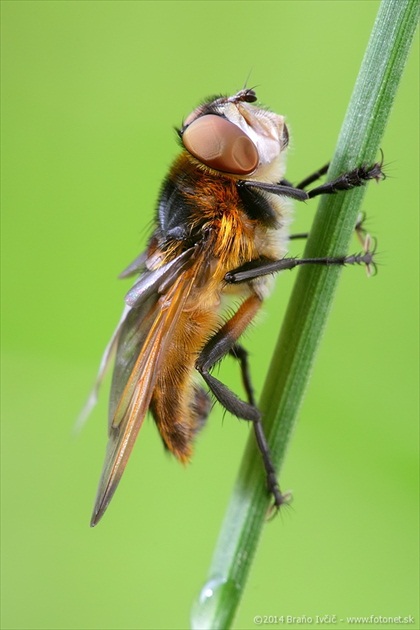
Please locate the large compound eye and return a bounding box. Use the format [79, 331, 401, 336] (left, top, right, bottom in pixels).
[182, 114, 259, 174]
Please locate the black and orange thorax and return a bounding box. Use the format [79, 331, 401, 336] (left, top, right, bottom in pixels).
[157, 152, 263, 281]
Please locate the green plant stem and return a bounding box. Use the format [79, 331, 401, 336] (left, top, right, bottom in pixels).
[191, 0, 419, 628]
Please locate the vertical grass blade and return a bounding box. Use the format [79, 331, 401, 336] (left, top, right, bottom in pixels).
[191, 1, 419, 628]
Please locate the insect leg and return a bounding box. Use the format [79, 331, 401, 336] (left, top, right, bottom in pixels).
[294, 163, 330, 190]
[196, 296, 285, 507]
[228, 343, 286, 507]
[238, 159, 384, 202]
[229, 343, 256, 406]
[289, 232, 309, 241]
[306, 162, 384, 199]
[225, 249, 375, 284]
[196, 296, 261, 420]
[278, 164, 329, 190]
[290, 214, 370, 244]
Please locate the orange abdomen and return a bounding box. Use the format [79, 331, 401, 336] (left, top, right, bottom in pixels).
[150, 305, 220, 460]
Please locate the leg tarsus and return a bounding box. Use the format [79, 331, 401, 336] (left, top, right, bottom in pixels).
[307, 162, 384, 199]
[252, 416, 286, 509]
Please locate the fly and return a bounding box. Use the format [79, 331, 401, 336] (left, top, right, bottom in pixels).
[81, 88, 384, 526]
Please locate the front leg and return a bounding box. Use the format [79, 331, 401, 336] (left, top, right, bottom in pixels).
[238, 159, 384, 202]
[196, 295, 286, 509]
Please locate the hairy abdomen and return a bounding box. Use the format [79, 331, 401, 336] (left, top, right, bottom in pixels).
[150, 306, 219, 460]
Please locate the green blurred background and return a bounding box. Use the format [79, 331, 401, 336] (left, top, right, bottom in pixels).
[1, 1, 418, 629]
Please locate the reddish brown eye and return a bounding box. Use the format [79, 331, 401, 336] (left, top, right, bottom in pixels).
[182, 114, 259, 175]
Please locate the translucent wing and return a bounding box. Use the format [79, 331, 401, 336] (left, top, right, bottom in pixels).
[90, 249, 201, 526]
[76, 247, 194, 431]
[76, 304, 131, 433]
